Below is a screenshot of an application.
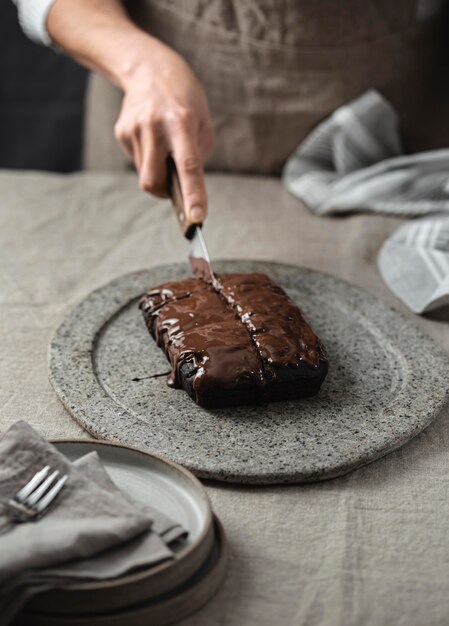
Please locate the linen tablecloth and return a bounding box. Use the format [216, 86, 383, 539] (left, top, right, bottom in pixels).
[1, 170, 448, 626]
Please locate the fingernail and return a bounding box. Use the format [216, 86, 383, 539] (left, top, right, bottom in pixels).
[190, 206, 203, 222]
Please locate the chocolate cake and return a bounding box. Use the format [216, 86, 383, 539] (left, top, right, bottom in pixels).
[139, 273, 328, 408]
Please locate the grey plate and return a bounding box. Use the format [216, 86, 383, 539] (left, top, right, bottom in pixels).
[28, 440, 214, 615]
[21, 518, 227, 626]
[49, 260, 449, 484]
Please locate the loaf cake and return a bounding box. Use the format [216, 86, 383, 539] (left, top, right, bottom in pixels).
[139, 273, 328, 408]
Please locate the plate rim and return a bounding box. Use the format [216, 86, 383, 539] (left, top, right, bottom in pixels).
[50, 438, 213, 591]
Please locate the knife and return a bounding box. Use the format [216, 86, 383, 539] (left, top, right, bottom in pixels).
[167, 155, 216, 284]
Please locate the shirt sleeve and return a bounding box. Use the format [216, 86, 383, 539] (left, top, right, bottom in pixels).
[12, 0, 56, 46]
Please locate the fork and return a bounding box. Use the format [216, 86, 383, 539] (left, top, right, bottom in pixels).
[0, 465, 68, 532]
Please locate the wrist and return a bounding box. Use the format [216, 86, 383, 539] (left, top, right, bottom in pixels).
[112, 32, 167, 91]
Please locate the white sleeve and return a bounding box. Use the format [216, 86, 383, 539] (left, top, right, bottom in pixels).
[12, 0, 56, 46]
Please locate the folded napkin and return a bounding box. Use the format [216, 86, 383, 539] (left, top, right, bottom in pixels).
[0, 421, 187, 626]
[378, 216, 449, 313]
[282, 89, 449, 313]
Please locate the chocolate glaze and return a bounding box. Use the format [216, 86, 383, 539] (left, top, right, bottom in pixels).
[139, 273, 328, 407]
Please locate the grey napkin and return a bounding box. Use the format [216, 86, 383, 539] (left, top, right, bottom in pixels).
[0, 422, 153, 583]
[282, 89, 449, 313]
[73, 452, 187, 552]
[0, 422, 187, 626]
[378, 216, 449, 313]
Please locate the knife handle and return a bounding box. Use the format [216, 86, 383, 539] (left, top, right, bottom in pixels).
[166, 155, 198, 240]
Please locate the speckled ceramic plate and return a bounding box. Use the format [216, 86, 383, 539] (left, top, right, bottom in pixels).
[49, 260, 449, 484]
[28, 440, 214, 615]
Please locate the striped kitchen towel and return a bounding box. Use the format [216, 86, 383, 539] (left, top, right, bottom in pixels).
[282, 89, 449, 313]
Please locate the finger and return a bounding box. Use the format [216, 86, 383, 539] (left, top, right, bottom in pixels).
[198, 121, 215, 160]
[172, 135, 207, 223]
[130, 128, 143, 172]
[139, 124, 169, 197]
[119, 136, 134, 162]
[114, 123, 134, 162]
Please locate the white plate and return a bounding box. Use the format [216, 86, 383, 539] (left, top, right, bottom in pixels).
[27, 440, 214, 615]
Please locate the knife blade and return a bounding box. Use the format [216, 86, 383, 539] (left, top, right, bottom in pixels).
[166, 155, 215, 283]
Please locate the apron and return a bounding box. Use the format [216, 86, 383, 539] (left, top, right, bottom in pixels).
[84, 0, 449, 174]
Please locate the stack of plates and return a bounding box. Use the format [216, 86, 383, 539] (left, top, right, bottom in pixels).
[16, 441, 227, 626]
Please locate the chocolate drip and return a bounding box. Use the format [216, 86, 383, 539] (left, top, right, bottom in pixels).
[139, 273, 328, 407]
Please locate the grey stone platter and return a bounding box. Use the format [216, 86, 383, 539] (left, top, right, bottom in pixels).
[49, 260, 449, 484]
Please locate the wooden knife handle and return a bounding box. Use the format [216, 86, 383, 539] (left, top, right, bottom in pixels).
[166, 155, 198, 240]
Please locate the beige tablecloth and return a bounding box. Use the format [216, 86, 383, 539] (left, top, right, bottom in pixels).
[1, 170, 448, 626]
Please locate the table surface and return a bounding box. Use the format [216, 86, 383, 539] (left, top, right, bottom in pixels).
[1, 170, 448, 626]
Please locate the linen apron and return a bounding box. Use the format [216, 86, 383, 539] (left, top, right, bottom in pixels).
[84, 0, 449, 174]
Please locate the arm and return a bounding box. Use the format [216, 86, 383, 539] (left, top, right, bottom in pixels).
[46, 0, 214, 222]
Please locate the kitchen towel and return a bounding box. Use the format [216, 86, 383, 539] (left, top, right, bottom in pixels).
[282, 89, 449, 313]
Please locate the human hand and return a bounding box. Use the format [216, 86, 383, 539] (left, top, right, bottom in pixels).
[46, 1, 213, 221]
[114, 38, 214, 223]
